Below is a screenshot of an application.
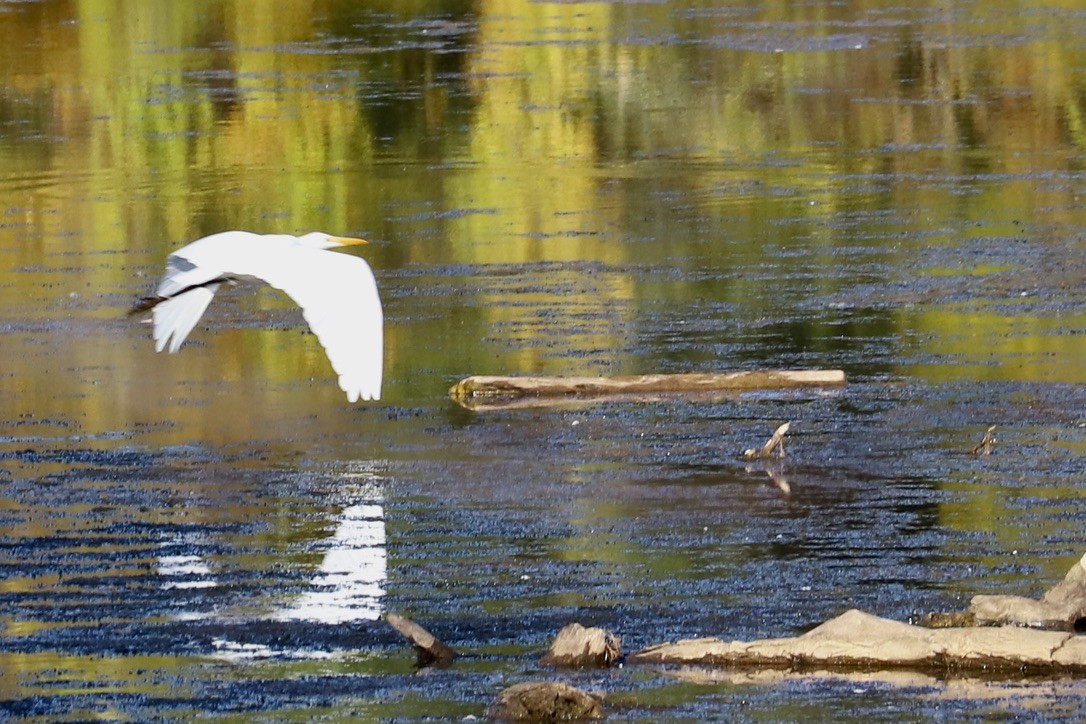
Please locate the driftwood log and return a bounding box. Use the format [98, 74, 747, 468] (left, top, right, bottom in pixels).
[450, 371, 846, 410]
[386, 613, 457, 666]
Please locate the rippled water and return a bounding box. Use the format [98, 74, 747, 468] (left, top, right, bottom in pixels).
[2, 1, 1086, 720]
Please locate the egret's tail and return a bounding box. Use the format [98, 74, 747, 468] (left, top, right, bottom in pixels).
[129, 295, 167, 314]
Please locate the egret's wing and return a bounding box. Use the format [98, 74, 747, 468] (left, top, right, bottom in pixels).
[246, 249, 384, 402]
[146, 251, 227, 353]
[155, 253, 216, 298]
[153, 284, 220, 353]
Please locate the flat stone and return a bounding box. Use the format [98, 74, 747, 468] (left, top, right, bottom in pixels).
[629, 608, 1086, 673]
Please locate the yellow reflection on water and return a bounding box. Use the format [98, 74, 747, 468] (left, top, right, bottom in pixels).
[0, 0, 1083, 436]
[908, 308, 1086, 383]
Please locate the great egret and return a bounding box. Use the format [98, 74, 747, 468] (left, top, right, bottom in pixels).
[132, 231, 383, 402]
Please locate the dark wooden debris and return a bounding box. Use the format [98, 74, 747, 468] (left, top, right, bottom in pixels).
[386, 612, 457, 667]
[970, 425, 997, 455]
[742, 422, 791, 460]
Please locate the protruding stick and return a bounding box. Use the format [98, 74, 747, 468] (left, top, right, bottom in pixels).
[743, 422, 791, 460]
[386, 613, 457, 666]
[971, 425, 997, 456]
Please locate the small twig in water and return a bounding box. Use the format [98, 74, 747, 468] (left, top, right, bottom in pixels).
[970, 425, 996, 456]
[742, 422, 791, 460]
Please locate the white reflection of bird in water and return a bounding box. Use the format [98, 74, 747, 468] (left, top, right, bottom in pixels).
[157, 500, 388, 630]
[157, 547, 216, 590]
[274, 503, 387, 624]
[132, 230, 383, 402]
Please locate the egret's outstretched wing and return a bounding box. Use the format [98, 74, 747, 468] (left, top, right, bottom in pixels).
[153, 284, 220, 353]
[253, 248, 383, 402]
[155, 253, 218, 299]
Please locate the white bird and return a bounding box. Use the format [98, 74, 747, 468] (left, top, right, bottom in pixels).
[132, 230, 383, 402]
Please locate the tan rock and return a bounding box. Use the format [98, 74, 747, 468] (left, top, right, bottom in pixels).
[630, 608, 1086, 672]
[541, 623, 621, 668]
[970, 553, 1086, 629]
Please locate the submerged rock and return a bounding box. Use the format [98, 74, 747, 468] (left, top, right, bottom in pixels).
[920, 611, 976, 628]
[488, 681, 604, 721]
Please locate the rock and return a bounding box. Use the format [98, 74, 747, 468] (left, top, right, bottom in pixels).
[541, 623, 621, 668]
[628, 608, 1086, 672]
[386, 612, 457, 666]
[488, 682, 604, 721]
[920, 611, 976, 628]
[969, 553, 1086, 630]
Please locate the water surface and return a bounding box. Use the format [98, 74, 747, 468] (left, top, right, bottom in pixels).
[2, 1, 1085, 719]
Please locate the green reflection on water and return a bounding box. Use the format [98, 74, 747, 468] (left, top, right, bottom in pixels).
[0, 649, 432, 720]
[1, 0, 1082, 418]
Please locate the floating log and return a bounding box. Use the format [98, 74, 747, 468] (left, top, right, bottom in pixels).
[628, 608, 1086, 673]
[488, 682, 604, 721]
[386, 612, 457, 667]
[450, 370, 846, 409]
[541, 622, 622, 668]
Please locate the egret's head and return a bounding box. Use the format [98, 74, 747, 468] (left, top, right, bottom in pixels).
[297, 232, 369, 250]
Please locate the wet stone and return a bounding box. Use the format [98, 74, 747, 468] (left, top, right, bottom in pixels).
[488, 682, 604, 721]
[541, 622, 621, 668]
[921, 611, 976, 629]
